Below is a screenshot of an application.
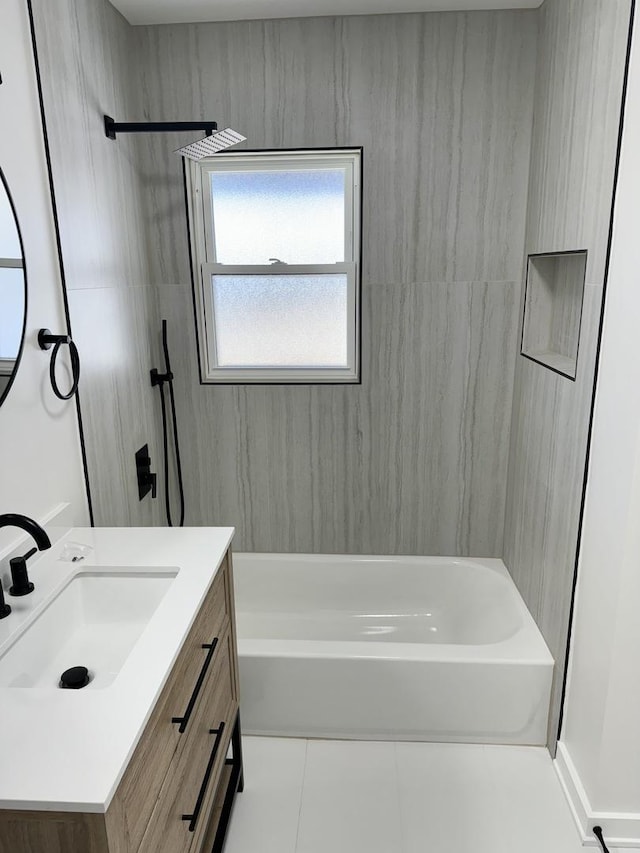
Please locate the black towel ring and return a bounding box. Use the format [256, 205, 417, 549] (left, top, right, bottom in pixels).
[38, 328, 81, 401]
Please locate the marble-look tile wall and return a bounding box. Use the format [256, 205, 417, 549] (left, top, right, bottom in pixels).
[136, 11, 536, 554]
[156, 280, 519, 554]
[30, 0, 166, 527]
[503, 0, 633, 748]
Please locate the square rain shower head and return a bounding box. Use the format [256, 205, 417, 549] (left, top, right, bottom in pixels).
[175, 128, 247, 160]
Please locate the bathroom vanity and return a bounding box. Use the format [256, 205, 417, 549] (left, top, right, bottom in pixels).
[0, 526, 241, 853]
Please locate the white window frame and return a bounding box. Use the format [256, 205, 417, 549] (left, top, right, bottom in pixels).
[186, 149, 361, 384]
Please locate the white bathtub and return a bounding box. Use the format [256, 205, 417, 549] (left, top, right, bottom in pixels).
[233, 554, 554, 745]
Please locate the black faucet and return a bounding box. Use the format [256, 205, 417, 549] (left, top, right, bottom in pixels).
[0, 514, 52, 550]
[0, 514, 52, 613]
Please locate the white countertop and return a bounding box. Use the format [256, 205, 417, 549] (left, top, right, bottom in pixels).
[0, 526, 234, 813]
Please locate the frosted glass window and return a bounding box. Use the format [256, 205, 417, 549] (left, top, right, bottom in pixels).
[211, 274, 348, 367]
[0, 268, 25, 359]
[0, 191, 21, 259]
[210, 169, 346, 264]
[188, 148, 361, 383]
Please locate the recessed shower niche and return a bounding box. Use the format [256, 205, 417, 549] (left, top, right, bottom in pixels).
[521, 251, 588, 380]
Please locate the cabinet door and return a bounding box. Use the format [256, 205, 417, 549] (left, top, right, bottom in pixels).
[138, 629, 237, 853]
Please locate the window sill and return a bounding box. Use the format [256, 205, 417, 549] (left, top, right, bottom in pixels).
[201, 367, 360, 385]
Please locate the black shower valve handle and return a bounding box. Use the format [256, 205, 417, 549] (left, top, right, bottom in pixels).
[145, 472, 158, 500]
[135, 444, 157, 501]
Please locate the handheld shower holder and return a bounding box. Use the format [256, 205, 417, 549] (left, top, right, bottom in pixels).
[150, 368, 173, 387]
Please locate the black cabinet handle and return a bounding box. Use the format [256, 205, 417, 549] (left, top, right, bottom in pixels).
[182, 722, 226, 832]
[172, 638, 218, 733]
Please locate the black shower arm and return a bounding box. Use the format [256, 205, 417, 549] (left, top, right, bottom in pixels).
[104, 115, 217, 140]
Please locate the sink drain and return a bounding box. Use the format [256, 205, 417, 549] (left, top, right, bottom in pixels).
[59, 666, 91, 689]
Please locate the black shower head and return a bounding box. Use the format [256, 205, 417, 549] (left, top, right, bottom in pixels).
[103, 115, 246, 158]
[174, 128, 247, 160]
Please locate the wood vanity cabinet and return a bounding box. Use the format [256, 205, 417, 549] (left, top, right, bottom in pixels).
[0, 549, 243, 853]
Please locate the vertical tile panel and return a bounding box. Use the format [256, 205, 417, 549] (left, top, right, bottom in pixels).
[30, 0, 167, 527]
[503, 0, 632, 747]
[138, 12, 536, 287]
[68, 286, 165, 526]
[156, 280, 518, 554]
[526, 0, 632, 283]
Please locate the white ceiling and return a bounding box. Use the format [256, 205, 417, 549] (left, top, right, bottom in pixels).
[110, 0, 542, 26]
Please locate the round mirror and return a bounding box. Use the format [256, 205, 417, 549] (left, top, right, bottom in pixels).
[0, 167, 27, 408]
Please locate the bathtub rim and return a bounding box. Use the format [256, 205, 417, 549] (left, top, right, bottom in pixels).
[233, 553, 554, 665]
[233, 552, 515, 572]
[237, 638, 553, 664]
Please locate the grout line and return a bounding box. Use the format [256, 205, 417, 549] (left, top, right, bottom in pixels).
[482, 743, 514, 853]
[293, 739, 309, 853]
[394, 742, 407, 853]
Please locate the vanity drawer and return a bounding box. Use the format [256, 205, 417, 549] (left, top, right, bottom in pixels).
[106, 558, 230, 852]
[167, 561, 231, 731]
[138, 628, 237, 853]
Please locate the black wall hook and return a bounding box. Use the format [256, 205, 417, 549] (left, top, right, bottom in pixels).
[38, 328, 80, 400]
[38, 329, 70, 350]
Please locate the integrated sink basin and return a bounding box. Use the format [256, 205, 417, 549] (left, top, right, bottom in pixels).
[0, 568, 178, 689]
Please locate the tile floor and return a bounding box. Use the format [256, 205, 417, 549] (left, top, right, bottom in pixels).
[224, 737, 620, 853]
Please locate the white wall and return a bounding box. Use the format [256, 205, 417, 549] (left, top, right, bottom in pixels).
[558, 5, 640, 846]
[0, 0, 89, 555]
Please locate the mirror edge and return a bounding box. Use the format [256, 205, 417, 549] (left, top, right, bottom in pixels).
[0, 165, 28, 410]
